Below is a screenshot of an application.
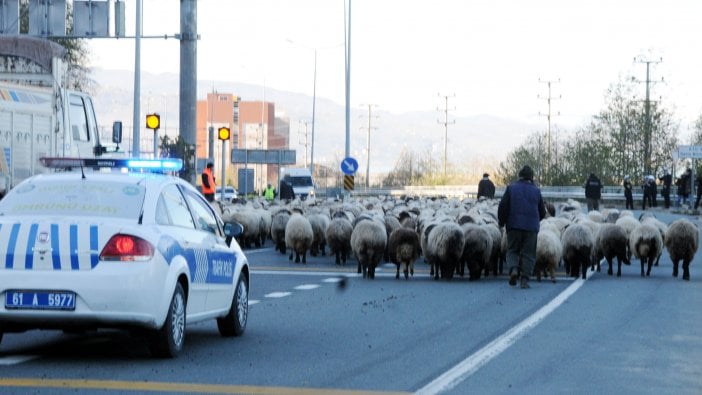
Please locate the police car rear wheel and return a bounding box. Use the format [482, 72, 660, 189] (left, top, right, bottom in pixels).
[149, 283, 186, 358]
[217, 275, 248, 337]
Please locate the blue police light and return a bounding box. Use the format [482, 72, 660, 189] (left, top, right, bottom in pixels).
[40, 157, 183, 172]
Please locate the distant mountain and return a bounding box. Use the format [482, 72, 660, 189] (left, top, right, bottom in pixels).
[90, 69, 539, 175]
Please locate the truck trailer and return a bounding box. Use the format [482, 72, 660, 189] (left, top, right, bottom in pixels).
[0, 36, 121, 196]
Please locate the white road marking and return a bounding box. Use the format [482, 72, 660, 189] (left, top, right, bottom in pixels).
[0, 355, 38, 365]
[249, 299, 260, 305]
[415, 276, 588, 395]
[264, 292, 291, 298]
[294, 284, 320, 290]
[322, 277, 346, 283]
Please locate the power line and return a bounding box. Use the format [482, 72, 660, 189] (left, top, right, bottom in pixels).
[538, 78, 561, 176]
[437, 93, 455, 178]
[360, 104, 378, 188]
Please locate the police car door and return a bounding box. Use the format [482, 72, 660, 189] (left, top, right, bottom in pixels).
[155, 184, 208, 314]
[180, 188, 237, 313]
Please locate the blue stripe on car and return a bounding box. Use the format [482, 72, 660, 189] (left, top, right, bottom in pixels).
[90, 225, 99, 268]
[70, 225, 79, 270]
[25, 223, 38, 269]
[5, 223, 20, 269]
[157, 235, 236, 284]
[51, 224, 61, 269]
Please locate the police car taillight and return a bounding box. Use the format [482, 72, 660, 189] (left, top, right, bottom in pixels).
[100, 234, 154, 261]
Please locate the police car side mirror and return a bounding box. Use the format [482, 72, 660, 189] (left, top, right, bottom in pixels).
[224, 221, 243, 239]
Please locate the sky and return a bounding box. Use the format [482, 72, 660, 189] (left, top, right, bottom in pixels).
[88, 0, 702, 138]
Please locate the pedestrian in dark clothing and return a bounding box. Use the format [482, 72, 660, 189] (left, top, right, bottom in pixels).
[659, 169, 672, 209]
[498, 165, 546, 289]
[642, 176, 654, 210]
[676, 168, 692, 207]
[477, 173, 496, 199]
[623, 176, 634, 210]
[583, 173, 603, 212]
[695, 175, 702, 210]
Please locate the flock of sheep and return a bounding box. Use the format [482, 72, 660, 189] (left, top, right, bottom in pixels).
[211, 195, 700, 282]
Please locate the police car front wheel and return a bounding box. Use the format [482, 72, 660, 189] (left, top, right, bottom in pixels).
[149, 283, 186, 358]
[217, 275, 248, 337]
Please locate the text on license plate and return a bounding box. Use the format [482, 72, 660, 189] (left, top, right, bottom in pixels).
[5, 290, 76, 310]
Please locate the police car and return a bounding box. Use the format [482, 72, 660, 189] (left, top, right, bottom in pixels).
[0, 158, 249, 358]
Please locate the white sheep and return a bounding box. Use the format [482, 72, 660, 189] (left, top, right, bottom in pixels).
[350, 217, 388, 279]
[459, 223, 493, 280]
[270, 208, 291, 254]
[325, 213, 353, 265]
[535, 228, 562, 283]
[285, 213, 314, 264]
[664, 218, 699, 280]
[561, 223, 594, 279]
[426, 221, 465, 280]
[307, 211, 331, 257]
[629, 223, 663, 277]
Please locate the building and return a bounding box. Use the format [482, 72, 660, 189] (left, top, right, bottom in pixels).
[196, 94, 290, 195]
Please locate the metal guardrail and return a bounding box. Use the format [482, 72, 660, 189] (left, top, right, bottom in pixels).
[319, 185, 680, 203]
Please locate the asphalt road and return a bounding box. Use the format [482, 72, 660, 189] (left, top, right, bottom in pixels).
[0, 209, 701, 394]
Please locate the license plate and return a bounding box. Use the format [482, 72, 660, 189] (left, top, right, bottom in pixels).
[5, 290, 76, 311]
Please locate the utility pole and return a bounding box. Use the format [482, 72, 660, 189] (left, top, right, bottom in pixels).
[298, 120, 310, 168]
[360, 104, 378, 188]
[633, 57, 663, 176]
[437, 93, 455, 178]
[538, 78, 561, 181]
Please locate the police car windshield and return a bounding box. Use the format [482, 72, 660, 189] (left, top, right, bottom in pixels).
[0, 179, 146, 219]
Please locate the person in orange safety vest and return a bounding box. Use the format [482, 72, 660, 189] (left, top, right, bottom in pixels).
[201, 162, 216, 202]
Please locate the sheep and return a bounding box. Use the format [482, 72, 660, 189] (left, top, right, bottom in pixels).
[535, 228, 562, 283]
[426, 221, 465, 280]
[640, 216, 667, 267]
[384, 214, 402, 262]
[593, 223, 630, 277]
[307, 212, 331, 257]
[458, 223, 493, 280]
[255, 207, 272, 246]
[387, 227, 421, 279]
[350, 217, 388, 279]
[230, 208, 261, 249]
[483, 223, 503, 275]
[325, 215, 353, 265]
[629, 223, 663, 277]
[270, 208, 292, 254]
[561, 223, 594, 279]
[664, 218, 699, 280]
[285, 213, 314, 264]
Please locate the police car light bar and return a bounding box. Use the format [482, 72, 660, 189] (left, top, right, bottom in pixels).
[40, 157, 184, 172]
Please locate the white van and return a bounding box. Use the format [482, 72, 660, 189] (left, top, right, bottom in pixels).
[280, 167, 315, 200]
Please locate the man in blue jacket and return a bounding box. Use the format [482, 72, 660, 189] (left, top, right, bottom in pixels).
[498, 165, 546, 289]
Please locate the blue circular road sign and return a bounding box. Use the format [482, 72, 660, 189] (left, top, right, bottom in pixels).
[340, 157, 359, 175]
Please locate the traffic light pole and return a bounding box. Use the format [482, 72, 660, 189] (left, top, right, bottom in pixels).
[221, 139, 227, 201]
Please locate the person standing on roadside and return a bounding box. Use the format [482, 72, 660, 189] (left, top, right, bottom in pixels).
[623, 176, 634, 210]
[584, 173, 603, 212]
[659, 169, 672, 209]
[498, 165, 546, 289]
[695, 174, 702, 210]
[201, 162, 216, 202]
[477, 172, 496, 199]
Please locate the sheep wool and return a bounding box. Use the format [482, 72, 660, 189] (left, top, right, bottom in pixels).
[285, 213, 314, 264]
[664, 218, 699, 281]
[351, 218, 388, 279]
[629, 223, 663, 277]
[561, 223, 594, 279]
[387, 227, 421, 279]
[594, 223, 630, 277]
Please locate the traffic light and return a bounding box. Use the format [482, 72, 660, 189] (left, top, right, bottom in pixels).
[145, 113, 160, 130]
[218, 126, 230, 141]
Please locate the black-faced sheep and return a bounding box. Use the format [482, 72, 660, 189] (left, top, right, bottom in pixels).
[629, 223, 663, 277]
[664, 218, 699, 280]
[426, 221, 465, 280]
[270, 208, 291, 254]
[594, 223, 630, 277]
[458, 223, 493, 280]
[325, 215, 353, 265]
[350, 217, 388, 279]
[387, 227, 421, 279]
[535, 228, 562, 283]
[285, 213, 314, 264]
[561, 223, 594, 279]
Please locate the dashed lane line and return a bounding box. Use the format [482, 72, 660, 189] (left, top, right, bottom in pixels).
[0, 355, 39, 365]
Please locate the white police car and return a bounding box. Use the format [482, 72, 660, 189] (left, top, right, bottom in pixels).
[0, 158, 249, 358]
